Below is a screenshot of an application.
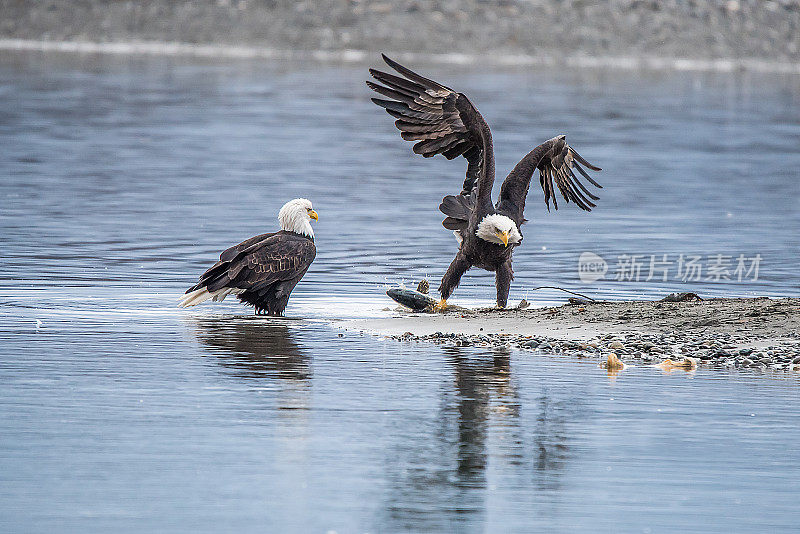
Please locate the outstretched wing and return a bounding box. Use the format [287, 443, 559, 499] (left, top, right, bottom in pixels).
[497, 135, 602, 223]
[367, 54, 492, 198]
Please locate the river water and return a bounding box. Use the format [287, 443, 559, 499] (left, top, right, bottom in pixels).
[1, 51, 799, 532]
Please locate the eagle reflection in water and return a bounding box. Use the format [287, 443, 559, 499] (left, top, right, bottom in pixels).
[383, 348, 585, 529]
[191, 317, 310, 381]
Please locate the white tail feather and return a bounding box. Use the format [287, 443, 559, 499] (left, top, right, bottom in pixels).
[178, 288, 214, 308]
[212, 288, 230, 302]
[211, 288, 245, 302]
[178, 287, 245, 308]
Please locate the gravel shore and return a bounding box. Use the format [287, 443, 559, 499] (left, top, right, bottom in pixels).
[2, 0, 799, 66]
[346, 297, 800, 373]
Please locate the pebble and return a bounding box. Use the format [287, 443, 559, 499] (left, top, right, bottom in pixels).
[386, 328, 800, 374]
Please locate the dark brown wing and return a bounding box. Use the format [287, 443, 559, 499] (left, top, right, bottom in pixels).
[538, 136, 602, 212]
[497, 135, 602, 223]
[439, 189, 477, 231]
[188, 232, 316, 294]
[236, 236, 316, 293]
[367, 54, 493, 200]
[186, 232, 276, 291]
[219, 232, 275, 263]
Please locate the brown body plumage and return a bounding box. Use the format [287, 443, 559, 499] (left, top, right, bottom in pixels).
[179, 199, 317, 316]
[368, 55, 602, 307]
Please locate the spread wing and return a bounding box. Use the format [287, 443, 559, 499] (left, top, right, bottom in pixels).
[367, 54, 493, 199]
[497, 135, 602, 223]
[189, 233, 316, 295]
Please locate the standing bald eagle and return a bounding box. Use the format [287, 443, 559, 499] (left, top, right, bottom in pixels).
[368, 55, 602, 308]
[179, 198, 317, 316]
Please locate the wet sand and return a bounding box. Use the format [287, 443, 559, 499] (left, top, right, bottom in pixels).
[345, 297, 800, 371]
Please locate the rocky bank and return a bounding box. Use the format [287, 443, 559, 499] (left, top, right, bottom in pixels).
[345, 297, 800, 373]
[1, 0, 799, 66]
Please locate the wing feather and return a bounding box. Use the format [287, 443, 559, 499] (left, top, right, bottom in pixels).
[569, 167, 601, 200]
[368, 68, 426, 95]
[372, 98, 443, 122]
[396, 120, 458, 134]
[365, 81, 418, 106]
[188, 233, 316, 296]
[380, 54, 450, 91]
[442, 141, 470, 160]
[413, 133, 464, 156]
[238, 238, 315, 290]
[401, 126, 455, 141]
[538, 138, 601, 212]
[499, 135, 602, 222]
[368, 54, 492, 200]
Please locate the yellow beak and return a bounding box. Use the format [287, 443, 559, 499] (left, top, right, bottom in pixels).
[497, 230, 509, 246]
[308, 210, 318, 221]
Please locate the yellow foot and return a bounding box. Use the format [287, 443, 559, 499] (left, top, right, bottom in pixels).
[433, 299, 448, 312]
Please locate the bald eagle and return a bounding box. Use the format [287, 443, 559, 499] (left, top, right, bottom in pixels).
[368, 55, 602, 308]
[179, 198, 317, 316]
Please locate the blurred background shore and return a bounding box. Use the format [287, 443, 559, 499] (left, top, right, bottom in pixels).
[1, 0, 799, 68]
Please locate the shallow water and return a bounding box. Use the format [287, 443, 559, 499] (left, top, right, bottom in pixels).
[1, 52, 799, 532]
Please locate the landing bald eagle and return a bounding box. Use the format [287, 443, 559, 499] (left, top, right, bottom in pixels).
[368, 55, 602, 308]
[179, 198, 317, 316]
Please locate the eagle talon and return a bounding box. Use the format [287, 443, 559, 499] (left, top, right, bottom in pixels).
[433, 299, 448, 312]
[368, 56, 601, 312]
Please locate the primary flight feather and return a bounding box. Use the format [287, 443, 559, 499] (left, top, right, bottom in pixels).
[368, 55, 602, 308]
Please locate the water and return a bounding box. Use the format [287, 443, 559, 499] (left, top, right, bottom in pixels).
[1, 51, 799, 532]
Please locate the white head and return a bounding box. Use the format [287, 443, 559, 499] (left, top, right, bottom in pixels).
[278, 198, 318, 238]
[476, 214, 522, 247]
